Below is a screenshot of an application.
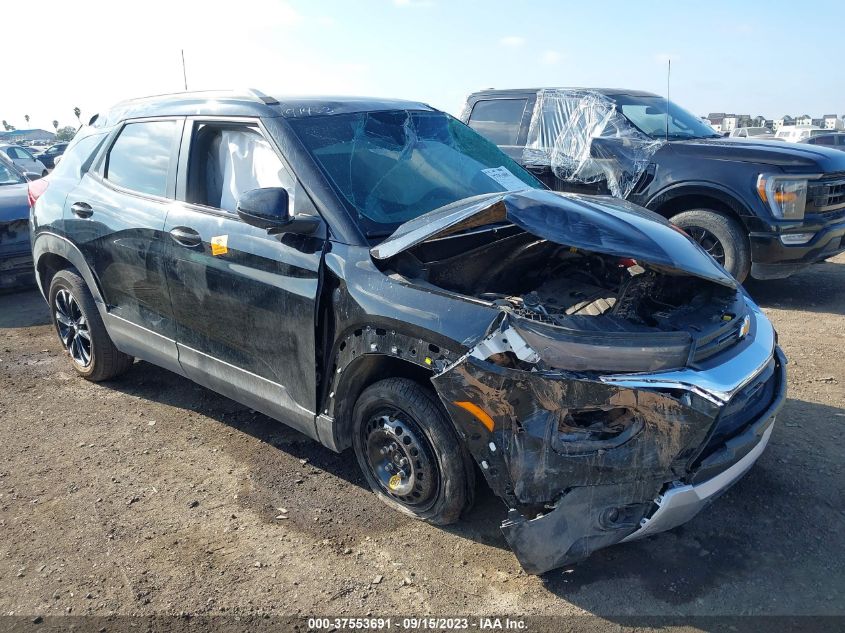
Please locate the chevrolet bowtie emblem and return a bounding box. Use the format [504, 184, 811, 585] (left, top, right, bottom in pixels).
[739, 315, 751, 339]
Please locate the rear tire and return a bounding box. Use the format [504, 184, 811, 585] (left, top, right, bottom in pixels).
[49, 269, 133, 381]
[352, 378, 475, 525]
[671, 208, 751, 282]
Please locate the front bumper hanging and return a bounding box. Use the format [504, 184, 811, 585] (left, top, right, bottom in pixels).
[433, 305, 786, 574]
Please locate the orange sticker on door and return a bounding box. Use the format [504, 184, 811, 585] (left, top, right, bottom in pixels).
[210, 235, 228, 256]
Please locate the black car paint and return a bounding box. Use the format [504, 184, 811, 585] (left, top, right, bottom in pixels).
[0, 154, 35, 289]
[31, 92, 786, 573]
[462, 89, 845, 279]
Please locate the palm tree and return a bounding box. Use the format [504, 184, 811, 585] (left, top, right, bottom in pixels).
[52, 120, 59, 131]
[24, 114, 30, 126]
[73, 107, 81, 125]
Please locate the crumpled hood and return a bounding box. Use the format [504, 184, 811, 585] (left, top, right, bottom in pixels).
[665, 137, 845, 172]
[371, 189, 737, 288]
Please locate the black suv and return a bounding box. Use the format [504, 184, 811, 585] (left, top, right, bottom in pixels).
[462, 88, 845, 281]
[31, 90, 785, 573]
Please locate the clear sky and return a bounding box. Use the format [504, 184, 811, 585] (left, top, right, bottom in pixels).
[4, 0, 844, 132]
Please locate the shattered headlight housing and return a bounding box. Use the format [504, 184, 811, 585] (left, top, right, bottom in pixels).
[756, 174, 815, 220]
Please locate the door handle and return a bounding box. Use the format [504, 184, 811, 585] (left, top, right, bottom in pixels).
[169, 226, 203, 248]
[70, 202, 93, 218]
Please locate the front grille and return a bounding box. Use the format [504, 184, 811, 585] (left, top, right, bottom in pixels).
[807, 176, 845, 213]
[692, 316, 745, 363]
[695, 358, 777, 462]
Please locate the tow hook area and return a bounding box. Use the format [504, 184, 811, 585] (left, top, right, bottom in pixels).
[499, 482, 659, 574]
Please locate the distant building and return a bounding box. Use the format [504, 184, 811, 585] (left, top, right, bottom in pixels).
[0, 128, 56, 143]
[822, 114, 844, 130]
[706, 112, 726, 133]
[774, 115, 794, 131]
[707, 111, 838, 133]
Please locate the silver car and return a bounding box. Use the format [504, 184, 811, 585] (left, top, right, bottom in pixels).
[0, 144, 48, 176]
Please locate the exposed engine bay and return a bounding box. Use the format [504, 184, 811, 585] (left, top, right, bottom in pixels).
[390, 228, 744, 344]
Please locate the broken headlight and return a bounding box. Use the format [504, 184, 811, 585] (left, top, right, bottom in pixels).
[554, 407, 644, 454]
[514, 319, 691, 373]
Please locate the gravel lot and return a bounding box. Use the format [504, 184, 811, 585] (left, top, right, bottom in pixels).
[0, 255, 843, 621]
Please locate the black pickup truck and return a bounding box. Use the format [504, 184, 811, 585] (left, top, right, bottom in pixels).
[462, 88, 845, 281]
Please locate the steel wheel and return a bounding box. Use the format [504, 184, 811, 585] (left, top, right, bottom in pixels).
[688, 226, 726, 266]
[54, 288, 92, 367]
[362, 410, 439, 509]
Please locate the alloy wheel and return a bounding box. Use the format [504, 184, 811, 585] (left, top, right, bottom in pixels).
[54, 288, 92, 367]
[688, 226, 726, 266]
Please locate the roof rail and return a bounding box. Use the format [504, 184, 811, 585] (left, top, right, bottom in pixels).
[245, 88, 280, 106]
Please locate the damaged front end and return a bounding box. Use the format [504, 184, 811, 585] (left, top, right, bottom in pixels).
[433, 307, 784, 574]
[374, 190, 787, 574]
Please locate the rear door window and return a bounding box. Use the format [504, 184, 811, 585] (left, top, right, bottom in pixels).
[104, 120, 181, 197]
[51, 133, 108, 179]
[467, 99, 528, 146]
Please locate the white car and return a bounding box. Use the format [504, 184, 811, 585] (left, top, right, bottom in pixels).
[730, 126, 775, 140]
[775, 126, 828, 143]
[0, 144, 48, 176]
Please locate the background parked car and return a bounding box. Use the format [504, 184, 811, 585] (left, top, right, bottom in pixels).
[774, 126, 828, 142]
[462, 88, 845, 281]
[799, 132, 845, 151]
[0, 144, 48, 176]
[730, 126, 776, 140]
[0, 153, 37, 289]
[33, 142, 68, 168]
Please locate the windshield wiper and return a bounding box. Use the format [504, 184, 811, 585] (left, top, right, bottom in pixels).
[366, 230, 396, 239]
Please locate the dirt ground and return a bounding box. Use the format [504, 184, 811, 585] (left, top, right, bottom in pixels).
[0, 255, 843, 622]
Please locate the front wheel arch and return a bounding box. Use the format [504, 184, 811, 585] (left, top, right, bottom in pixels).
[329, 353, 436, 452]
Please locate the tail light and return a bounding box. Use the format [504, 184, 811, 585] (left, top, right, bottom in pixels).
[28, 178, 49, 208]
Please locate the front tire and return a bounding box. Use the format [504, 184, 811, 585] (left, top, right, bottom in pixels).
[352, 378, 475, 525]
[49, 269, 133, 381]
[671, 208, 751, 282]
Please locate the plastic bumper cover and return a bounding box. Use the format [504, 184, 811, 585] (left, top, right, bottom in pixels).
[623, 424, 773, 542]
[0, 252, 35, 289]
[749, 215, 845, 279]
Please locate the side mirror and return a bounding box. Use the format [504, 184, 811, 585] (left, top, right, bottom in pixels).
[236, 187, 320, 236]
[24, 172, 42, 181]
